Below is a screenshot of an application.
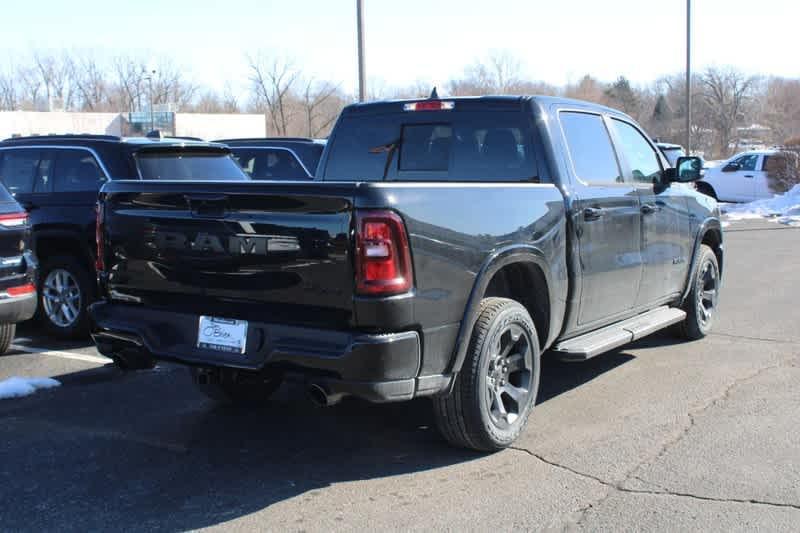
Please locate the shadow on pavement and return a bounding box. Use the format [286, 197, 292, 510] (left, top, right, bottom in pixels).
[0, 343, 639, 531]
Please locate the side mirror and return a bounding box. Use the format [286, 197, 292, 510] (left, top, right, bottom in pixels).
[665, 156, 704, 183]
[722, 162, 740, 172]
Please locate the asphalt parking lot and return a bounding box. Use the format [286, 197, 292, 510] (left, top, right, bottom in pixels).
[1, 219, 798, 532]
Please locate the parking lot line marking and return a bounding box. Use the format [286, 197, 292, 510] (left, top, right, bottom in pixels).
[11, 344, 112, 365]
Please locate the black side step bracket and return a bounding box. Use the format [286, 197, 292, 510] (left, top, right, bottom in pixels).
[552, 306, 686, 362]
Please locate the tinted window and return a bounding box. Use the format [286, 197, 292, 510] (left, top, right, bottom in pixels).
[611, 119, 662, 183]
[559, 112, 622, 184]
[232, 148, 310, 180]
[0, 149, 40, 194]
[399, 124, 452, 171]
[324, 111, 537, 182]
[135, 151, 249, 181]
[734, 154, 759, 171]
[35, 151, 54, 193]
[54, 150, 106, 192]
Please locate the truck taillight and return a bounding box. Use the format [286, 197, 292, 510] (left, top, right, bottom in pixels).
[0, 212, 28, 227]
[403, 100, 455, 111]
[95, 203, 105, 272]
[355, 210, 413, 296]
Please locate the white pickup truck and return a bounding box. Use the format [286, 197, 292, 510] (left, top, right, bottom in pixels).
[698, 150, 780, 202]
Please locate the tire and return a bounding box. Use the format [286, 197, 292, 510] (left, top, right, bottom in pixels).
[36, 256, 94, 339]
[676, 244, 720, 340]
[190, 367, 282, 407]
[696, 182, 717, 200]
[433, 297, 541, 452]
[0, 323, 16, 355]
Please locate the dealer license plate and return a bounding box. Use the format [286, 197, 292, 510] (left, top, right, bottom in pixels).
[197, 316, 248, 354]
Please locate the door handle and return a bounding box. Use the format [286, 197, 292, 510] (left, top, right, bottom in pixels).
[744, 174, 754, 178]
[583, 207, 606, 221]
[641, 203, 661, 215]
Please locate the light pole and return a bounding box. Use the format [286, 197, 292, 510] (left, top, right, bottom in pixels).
[685, 0, 692, 153]
[356, 0, 366, 102]
[144, 70, 156, 132]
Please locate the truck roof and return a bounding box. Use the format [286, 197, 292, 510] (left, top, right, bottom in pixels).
[342, 94, 634, 121]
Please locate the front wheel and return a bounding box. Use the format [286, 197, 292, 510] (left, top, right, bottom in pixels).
[433, 297, 540, 451]
[676, 244, 720, 340]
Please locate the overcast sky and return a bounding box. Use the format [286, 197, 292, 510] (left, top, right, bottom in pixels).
[2, 0, 797, 96]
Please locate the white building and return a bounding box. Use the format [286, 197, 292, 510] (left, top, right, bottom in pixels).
[0, 111, 266, 140]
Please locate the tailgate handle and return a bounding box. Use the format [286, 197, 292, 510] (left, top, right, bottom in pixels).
[185, 194, 228, 217]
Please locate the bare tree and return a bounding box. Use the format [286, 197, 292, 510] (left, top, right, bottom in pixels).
[449, 50, 526, 95]
[760, 77, 800, 143]
[112, 55, 147, 112]
[247, 54, 300, 136]
[150, 59, 197, 110]
[700, 66, 758, 157]
[220, 83, 240, 113]
[0, 70, 19, 110]
[300, 79, 342, 137]
[33, 51, 74, 110]
[70, 54, 111, 111]
[564, 75, 609, 105]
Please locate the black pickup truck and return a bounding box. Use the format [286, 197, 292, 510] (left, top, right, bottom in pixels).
[90, 96, 722, 451]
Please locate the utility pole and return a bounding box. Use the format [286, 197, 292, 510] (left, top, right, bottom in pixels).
[685, 0, 692, 153]
[356, 0, 366, 102]
[145, 70, 156, 132]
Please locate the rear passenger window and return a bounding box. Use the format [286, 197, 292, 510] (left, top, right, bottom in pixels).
[559, 112, 622, 184]
[0, 150, 40, 194]
[54, 150, 106, 192]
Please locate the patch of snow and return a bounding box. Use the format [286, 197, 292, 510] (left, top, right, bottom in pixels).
[0, 376, 61, 400]
[723, 185, 800, 226]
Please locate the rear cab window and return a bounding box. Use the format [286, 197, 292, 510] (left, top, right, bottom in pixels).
[134, 149, 249, 181]
[322, 104, 538, 182]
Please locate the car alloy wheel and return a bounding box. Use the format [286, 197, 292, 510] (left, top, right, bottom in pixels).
[42, 268, 82, 328]
[696, 258, 719, 327]
[484, 322, 534, 429]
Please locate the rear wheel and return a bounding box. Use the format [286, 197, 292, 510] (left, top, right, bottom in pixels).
[0, 323, 16, 355]
[433, 297, 540, 451]
[37, 256, 93, 339]
[190, 367, 283, 407]
[676, 244, 720, 340]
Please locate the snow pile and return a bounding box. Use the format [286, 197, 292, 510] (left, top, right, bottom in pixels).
[724, 185, 800, 226]
[0, 376, 61, 400]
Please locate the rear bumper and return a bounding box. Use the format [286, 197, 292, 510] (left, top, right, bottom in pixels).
[89, 301, 450, 402]
[0, 293, 36, 323]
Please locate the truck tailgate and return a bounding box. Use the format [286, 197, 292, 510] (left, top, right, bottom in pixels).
[101, 181, 356, 329]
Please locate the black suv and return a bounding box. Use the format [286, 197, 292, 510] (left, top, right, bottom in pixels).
[0, 182, 37, 353]
[216, 138, 325, 179]
[0, 134, 246, 338]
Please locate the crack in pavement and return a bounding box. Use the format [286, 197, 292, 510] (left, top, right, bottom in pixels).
[709, 331, 800, 345]
[510, 355, 800, 527]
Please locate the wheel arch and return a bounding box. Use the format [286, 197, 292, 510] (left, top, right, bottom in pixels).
[447, 245, 556, 376]
[34, 230, 94, 271]
[681, 218, 724, 305]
